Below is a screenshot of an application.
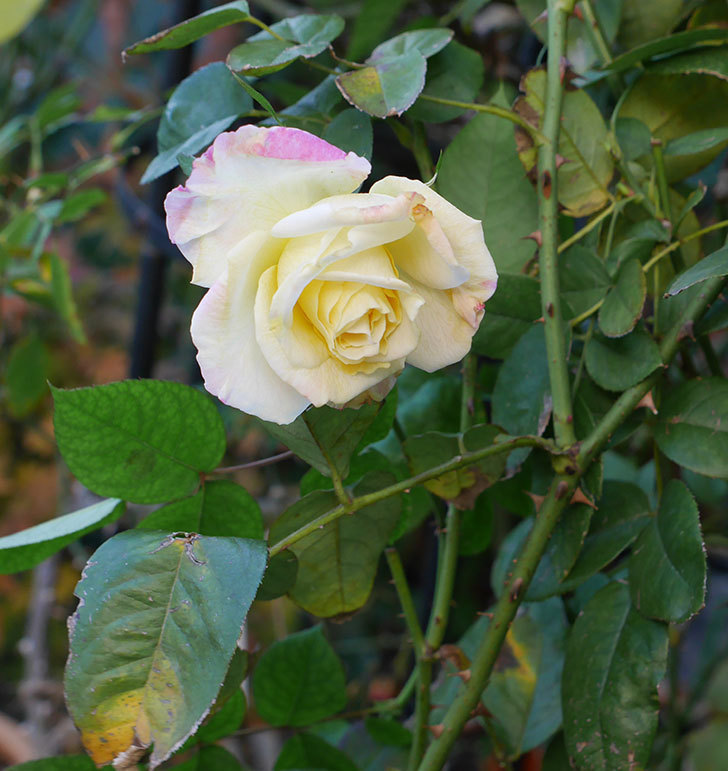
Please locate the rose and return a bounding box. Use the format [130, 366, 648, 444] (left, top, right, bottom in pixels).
[165, 125, 497, 425]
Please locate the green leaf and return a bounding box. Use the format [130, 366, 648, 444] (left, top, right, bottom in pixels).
[608, 27, 728, 73]
[49, 253, 85, 343]
[323, 109, 373, 160]
[346, 0, 408, 61]
[227, 15, 345, 76]
[561, 481, 651, 588]
[143, 62, 253, 184]
[585, 328, 662, 391]
[650, 45, 728, 82]
[598, 258, 646, 337]
[253, 626, 347, 727]
[6, 758, 96, 771]
[559, 246, 612, 321]
[263, 402, 382, 478]
[514, 68, 613, 217]
[195, 689, 246, 743]
[0, 498, 124, 575]
[614, 116, 652, 161]
[275, 732, 357, 771]
[269, 472, 400, 617]
[53, 380, 226, 504]
[365, 717, 412, 748]
[562, 582, 668, 770]
[629, 480, 705, 623]
[65, 530, 267, 768]
[6, 334, 48, 418]
[124, 1, 252, 55]
[654, 377, 728, 478]
[174, 746, 245, 770]
[665, 245, 728, 296]
[616, 0, 682, 50]
[336, 30, 452, 118]
[139, 480, 264, 539]
[491, 505, 593, 601]
[619, 74, 728, 182]
[396, 370, 460, 435]
[437, 86, 540, 274]
[492, 324, 551, 463]
[459, 491, 494, 556]
[665, 127, 728, 157]
[403, 425, 506, 508]
[472, 274, 541, 358]
[57, 188, 107, 224]
[256, 551, 298, 602]
[407, 41, 485, 123]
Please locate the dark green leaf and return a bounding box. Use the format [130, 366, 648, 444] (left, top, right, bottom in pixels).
[269, 472, 400, 617]
[6, 758, 96, 771]
[396, 370, 460, 435]
[629, 480, 705, 622]
[253, 626, 346, 727]
[143, 62, 253, 183]
[561, 481, 651, 588]
[275, 732, 357, 771]
[607, 27, 728, 73]
[66, 530, 266, 768]
[174, 746, 245, 771]
[562, 582, 668, 770]
[616, 0, 683, 50]
[473, 274, 541, 358]
[437, 86, 540, 274]
[665, 244, 728, 296]
[491, 505, 593, 600]
[459, 491, 494, 556]
[654, 377, 728, 478]
[365, 717, 412, 748]
[614, 116, 652, 161]
[50, 253, 86, 343]
[0, 498, 124, 575]
[256, 551, 298, 602]
[195, 689, 246, 743]
[492, 324, 551, 463]
[6, 334, 48, 417]
[408, 41, 484, 123]
[323, 109, 373, 160]
[598, 258, 646, 337]
[139, 480, 263, 539]
[124, 1, 252, 55]
[53, 380, 225, 504]
[227, 14, 344, 76]
[665, 127, 728, 157]
[346, 0, 407, 60]
[585, 328, 662, 391]
[559, 246, 612, 321]
[263, 402, 382, 478]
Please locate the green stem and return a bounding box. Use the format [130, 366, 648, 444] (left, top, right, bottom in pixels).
[571, 317, 594, 397]
[373, 668, 418, 714]
[386, 548, 425, 658]
[418, 473, 578, 770]
[410, 120, 435, 182]
[268, 435, 554, 557]
[557, 200, 616, 254]
[580, 0, 612, 64]
[652, 139, 684, 274]
[417, 94, 549, 145]
[642, 219, 728, 273]
[698, 336, 722, 376]
[536, 0, 576, 449]
[247, 16, 286, 40]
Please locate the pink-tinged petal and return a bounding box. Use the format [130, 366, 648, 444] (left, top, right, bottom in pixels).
[370, 176, 498, 304]
[165, 125, 371, 287]
[190, 233, 310, 424]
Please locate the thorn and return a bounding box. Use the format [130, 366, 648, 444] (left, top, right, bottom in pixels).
[555, 480, 570, 500]
[636, 391, 658, 415]
[470, 703, 491, 718]
[650, 137, 663, 147]
[546, 302, 554, 318]
[476, 611, 495, 618]
[509, 577, 524, 602]
[456, 669, 471, 682]
[555, 153, 570, 169]
[525, 491, 545, 511]
[560, 56, 569, 83]
[572, 4, 584, 20]
[571, 487, 597, 509]
[534, 9, 548, 24]
[523, 230, 543, 247]
[429, 724, 445, 739]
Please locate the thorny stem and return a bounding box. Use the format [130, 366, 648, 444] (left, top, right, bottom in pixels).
[268, 435, 554, 557]
[535, 0, 576, 449]
[212, 450, 294, 474]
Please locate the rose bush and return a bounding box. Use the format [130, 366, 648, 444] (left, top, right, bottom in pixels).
[165, 125, 497, 424]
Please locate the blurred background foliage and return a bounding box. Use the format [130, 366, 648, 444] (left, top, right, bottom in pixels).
[1, 1, 728, 770]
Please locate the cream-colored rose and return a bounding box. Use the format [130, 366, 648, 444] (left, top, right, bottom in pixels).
[165, 125, 497, 424]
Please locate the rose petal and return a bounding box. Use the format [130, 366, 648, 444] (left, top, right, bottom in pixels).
[190, 232, 310, 424]
[165, 125, 371, 287]
[370, 176, 498, 301]
[255, 266, 416, 407]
